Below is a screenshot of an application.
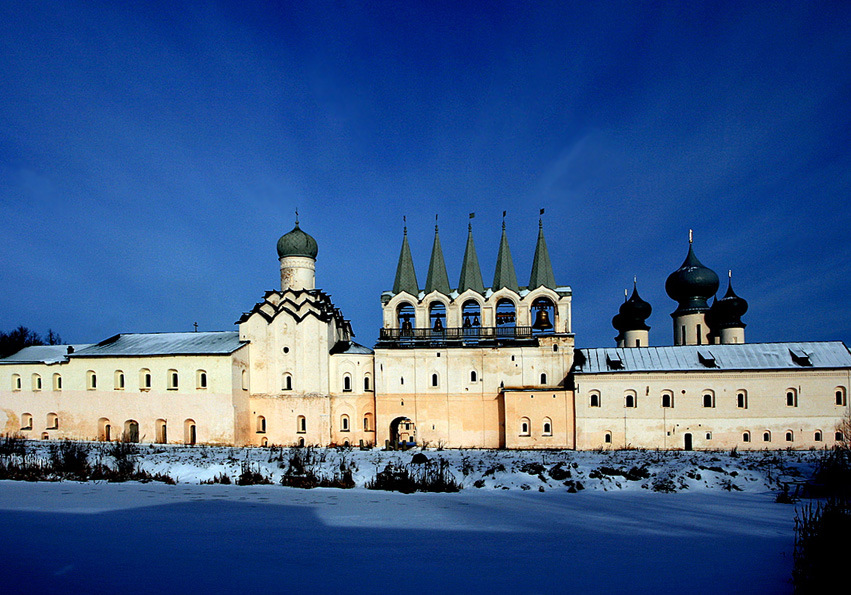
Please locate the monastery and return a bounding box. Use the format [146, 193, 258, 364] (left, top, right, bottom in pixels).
[1, 219, 849, 450]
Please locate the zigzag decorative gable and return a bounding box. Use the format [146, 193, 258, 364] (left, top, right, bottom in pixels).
[238, 288, 353, 336]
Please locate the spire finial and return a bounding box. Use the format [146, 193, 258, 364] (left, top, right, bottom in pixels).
[502, 210, 506, 231]
[728, 269, 732, 279]
[403, 215, 407, 235]
[468, 212, 474, 232]
[435, 213, 439, 232]
[633, 275, 637, 287]
[295, 209, 299, 226]
[539, 207, 545, 229]
[624, 288, 628, 302]
[689, 229, 693, 244]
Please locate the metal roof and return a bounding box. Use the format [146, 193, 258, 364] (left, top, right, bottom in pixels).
[574, 341, 851, 374]
[0, 345, 93, 364]
[71, 332, 246, 357]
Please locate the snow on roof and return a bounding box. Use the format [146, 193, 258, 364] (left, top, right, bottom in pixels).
[71, 332, 246, 357]
[574, 341, 851, 374]
[330, 341, 374, 355]
[0, 344, 94, 364]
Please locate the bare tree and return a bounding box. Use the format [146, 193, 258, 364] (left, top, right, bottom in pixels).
[0, 326, 46, 358]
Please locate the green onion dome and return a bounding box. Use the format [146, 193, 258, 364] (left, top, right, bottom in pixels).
[277, 222, 318, 259]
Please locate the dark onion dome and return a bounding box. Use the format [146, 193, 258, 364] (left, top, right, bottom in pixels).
[612, 312, 628, 334]
[613, 282, 652, 332]
[709, 272, 748, 329]
[665, 237, 719, 315]
[277, 222, 318, 259]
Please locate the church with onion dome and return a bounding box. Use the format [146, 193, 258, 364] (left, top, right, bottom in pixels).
[1, 217, 849, 451]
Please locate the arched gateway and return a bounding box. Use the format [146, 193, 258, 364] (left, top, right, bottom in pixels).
[389, 416, 416, 448]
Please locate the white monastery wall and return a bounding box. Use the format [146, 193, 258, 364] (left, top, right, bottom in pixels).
[575, 369, 851, 450]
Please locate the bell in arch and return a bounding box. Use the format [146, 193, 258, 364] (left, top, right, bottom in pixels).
[433, 316, 444, 332]
[532, 306, 553, 331]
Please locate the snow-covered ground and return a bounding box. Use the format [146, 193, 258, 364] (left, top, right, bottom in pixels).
[0, 445, 813, 593]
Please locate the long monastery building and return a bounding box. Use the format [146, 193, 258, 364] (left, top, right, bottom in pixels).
[2, 219, 849, 450]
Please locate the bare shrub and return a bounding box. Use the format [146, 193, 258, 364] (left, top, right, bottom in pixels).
[793, 498, 849, 592]
[367, 458, 461, 493]
[50, 440, 91, 480]
[201, 473, 232, 485]
[237, 462, 272, 485]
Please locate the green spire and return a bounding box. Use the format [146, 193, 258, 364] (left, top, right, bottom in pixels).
[492, 220, 519, 292]
[528, 219, 556, 289]
[425, 219, 451, 295]
[392, 224, 419, 296]
[457, 222, 485, 294]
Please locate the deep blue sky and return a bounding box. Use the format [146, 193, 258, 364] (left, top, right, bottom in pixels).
[2, 1, 850, 349]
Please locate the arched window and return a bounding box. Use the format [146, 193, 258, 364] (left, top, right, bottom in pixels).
[86, 370, 97, 390]
[785, 430, 794, 442]
[431, 373, 439, 387]
[114, 370, 125, 390]
[814, 430, 823, 442]
[462, 299, 482, 345]
[702, 391, 715, 408]
[241, 369, 248, 391]
[540, 373, 547, 385]
[257, 416, 266, 433]
[283, 373, 293, 391]
[470, 370, 478, 383]
[542, 418, 552, 436]
[590, 391, 600, 407]
[53, 373, 62, 391]
[495, 298, 516, 332]
[124, 420, 139, 443]
[661, 391, 673, 408]
[167, 370, 179, 390]
[47, 412, 59, 430]
[363, 413, 373, 432]
[364, 373, 372, 392]
[396, 302, 415, 333]
[297, 415, 306, 434]
[737, 390, 747, 409]
[835, 387, 847, 406]
[98, 418, 111, 441]
[156, 419, 167, 444]
[763, 431, 771, 442]
[12, 374, 21, 391]
[32, 374, 42, 391]
[624, 391, 636, 408]
[786, 388, 797, 407]
[519, 417, 530, 436]
[343, 374, 352, 392]
[836, 431, 845, 442]
[341, 414, 350, 432]
[604, 431, 612, 444]
[196, 370, 207, 389]
[429, 301, 447, 335]
[21, 413, 33, 430]
[184, 419, 196, 445]
[298, 437, 305, 447]
[742, 431, 750, 443]
[140, 369, 152, 390]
